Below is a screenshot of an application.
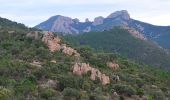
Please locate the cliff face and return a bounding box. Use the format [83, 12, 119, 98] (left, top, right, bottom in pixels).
[34, 10, 132, 34]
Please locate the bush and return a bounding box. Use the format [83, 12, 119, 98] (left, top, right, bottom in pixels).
[151, 90, 166, 100]
[114, 84, 136, 96]
[62, 87, 80, 100]
[40, 88, 58, 100]
[0, 87, 10, 100]
[136, 88, 144, 96]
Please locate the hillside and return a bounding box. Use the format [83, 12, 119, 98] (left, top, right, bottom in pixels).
[63, 27, 170, 69]
[0, 18, 170, 100]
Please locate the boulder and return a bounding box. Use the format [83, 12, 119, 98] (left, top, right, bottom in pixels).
[107, 62, 119, 71]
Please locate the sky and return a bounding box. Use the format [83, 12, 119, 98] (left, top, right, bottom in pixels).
[0, 0, 170, 27]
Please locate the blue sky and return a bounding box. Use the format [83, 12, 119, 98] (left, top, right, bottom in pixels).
[0, 0, 170, 27]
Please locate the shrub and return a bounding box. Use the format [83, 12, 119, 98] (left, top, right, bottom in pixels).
[62, 87, 80, 100]
[40, 88, 57, 99]
[114, 84, 136, 96]
[0, 87, 10, 100]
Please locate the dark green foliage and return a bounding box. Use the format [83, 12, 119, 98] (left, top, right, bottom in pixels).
[63, 27, 170, 69]
[62, 87, 80, 100]
[113, 84, 136, 96]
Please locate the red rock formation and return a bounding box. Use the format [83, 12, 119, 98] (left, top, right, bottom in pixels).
[42, 32, 61, 52]
[107, 62, 119, 71]
[42, 32, 80, 56]
[72, 63, 110, 85]
[62, 44, 80, 57]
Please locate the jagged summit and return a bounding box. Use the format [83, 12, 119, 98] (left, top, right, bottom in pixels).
[107, 10, 130, 20]
[35, 10, 170, 50]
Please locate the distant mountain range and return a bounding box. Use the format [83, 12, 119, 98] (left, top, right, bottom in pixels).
[35, 10, 170, 50]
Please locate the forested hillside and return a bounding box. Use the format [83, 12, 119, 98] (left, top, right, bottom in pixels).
[63, 27, 170, 69]
[0, 18, 170, 100]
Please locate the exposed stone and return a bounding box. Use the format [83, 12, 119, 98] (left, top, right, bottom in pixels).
[107, 10, 130, 20]
[107, 62, 119, 71]
[151, 85, 158, 89]
[73, 18, 79, 24]
[42, 32, 80, 56]
[122, 26, 147, 40]
[50, 60, 57, 64]
[72, 63, 110, 85]
[93, 16, 104, 26]
[50, 15, 79, 34]
[42, 32, 61, 52]
[30, 61, 42, 68]
[85, 18, 90, 22]
[62, 44, 80, 56]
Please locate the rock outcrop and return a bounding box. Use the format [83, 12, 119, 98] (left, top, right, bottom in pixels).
[107, 10, 130, 20]
[107, 62, 119, 71]
[42, 32, 80, 56]
[62, 44, 80, 57]
[122, 26, 147, 40]
[72, 63, 110, 85]
[93, 16, 104, 26]
[42, 32, 61, 52]
[30, 60, 42, 68]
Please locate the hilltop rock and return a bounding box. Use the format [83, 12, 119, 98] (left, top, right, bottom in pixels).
[42, 32, 80, 56]
[42, 32, 61, 52]
[107, 10, 130, 20]
[85, 18, 90, 22]
[93, 16, 104, 26]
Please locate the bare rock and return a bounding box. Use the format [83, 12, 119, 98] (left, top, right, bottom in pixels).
[107, 62, 119, 71]
[85, 18, 90, 22]
[61, 44, 80, 57]
[122, 26, 147, 40]
[50, 60, 57, 64]
[30, 60, 42, 68]
[72, 62, 110, 85]
[107, 10, 130, 20]
[93, 16, 104, 26]
[42, 32, 61, 52]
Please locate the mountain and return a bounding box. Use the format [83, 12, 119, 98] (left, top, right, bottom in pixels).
[35, 10, 170, 50]
[0, 17, 170, 100]
[63, 27, 170, 69]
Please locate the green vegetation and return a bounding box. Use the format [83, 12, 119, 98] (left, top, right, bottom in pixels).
[63, 27, 170, 69]
[0, 19, 169, 100]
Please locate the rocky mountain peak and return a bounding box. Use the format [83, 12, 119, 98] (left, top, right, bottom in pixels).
[107, 10, 130, 20]
[85, 18, 90, 22]
[93, 16, 104, 26]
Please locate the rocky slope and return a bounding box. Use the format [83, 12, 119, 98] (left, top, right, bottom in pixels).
[35, 10, 170, 50]
[0, 17, 170, 100]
